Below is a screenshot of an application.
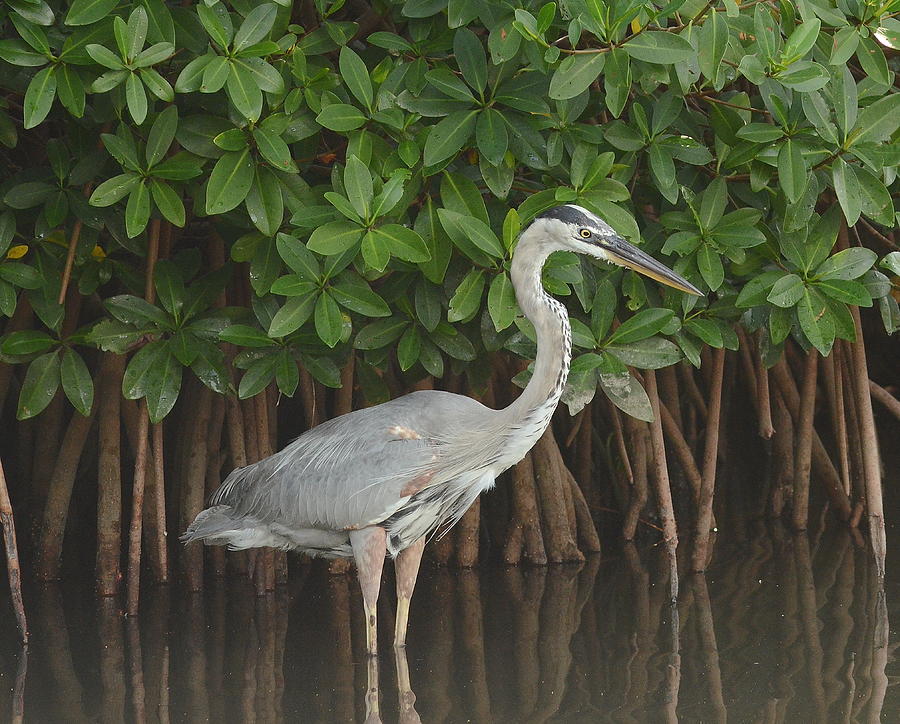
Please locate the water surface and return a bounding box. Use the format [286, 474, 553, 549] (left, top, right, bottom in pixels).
[0, 520, 896, 722]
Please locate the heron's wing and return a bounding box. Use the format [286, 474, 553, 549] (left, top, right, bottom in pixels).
[209, 390, 490, 531]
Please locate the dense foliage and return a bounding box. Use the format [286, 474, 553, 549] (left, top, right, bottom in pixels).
[0, 0, 898, 425]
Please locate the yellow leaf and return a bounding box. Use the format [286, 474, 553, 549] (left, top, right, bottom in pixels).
[91, 244, 106, 260]
[7, 245, 28, 259]
[631, 18, 642, 34]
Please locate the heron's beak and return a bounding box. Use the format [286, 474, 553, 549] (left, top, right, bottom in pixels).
[597, 234, 703, 296]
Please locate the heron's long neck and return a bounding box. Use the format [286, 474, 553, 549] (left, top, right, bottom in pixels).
[499, 232, 572, 431]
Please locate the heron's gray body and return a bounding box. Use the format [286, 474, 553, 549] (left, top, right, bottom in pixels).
[184, 217, 576, 560]
[186, 391, 493, 557]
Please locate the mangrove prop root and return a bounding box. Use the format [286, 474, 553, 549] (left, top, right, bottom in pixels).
[839, 341, 867, 521]
[659, 400, 703, 509]
[147, 422, 168, 584]
[267, 385, 287, 585]
[34, 293, 82, 498]
[868, 379, 900, 423]
[254, 390, 275, 593]
[575, 403, 596, 504]
[848, 305, 886, 579]
[204, 457, 226, 578]
[645, 370, 678, 579]
[36, 403, 97, 580]
[771, 358, 852, 520]
[716, 352, 735, 464]
[181, 383, 213, 592]
[609, 401, 634, 486]
[299, 368, 321, 428]
[735, 326, 758, 392]
[567, 472, 602, 554]
[756, 357, 774, 439]
[736, 328, 768, 442]
[431, 512, 454, 566]
[690, 347, 725, 572]
[256, 387, 274, 459]
[678, 362, 708, 420]
[124, 218, 163, 610]
[266, 384, 279, 457]
[533, 430, 583, 563]
[546, 431, 600, 553]
[503, 452, 547, 566]
[30, 393, 66, 506]
[205, 394, 227, 578]
[827, 347, 852, 497]
[96, 352, 125, 596]
[556, 451, 578, 535]
[792, 351, 818, 532]
[240, 396, 258, 585]
[0, 455, 28, 643]
[12, 645, 27, 723]
[225, 390, 248, 470]
[127, 401, 150, 615]
[455, 498, 480, 568]
[563, 408, 584, 448]
[222, 385, 248, 578]
[622, 414, 649, 541]
[120, 399, 163, 546]
[335, 352, 355, 415]
[242, 396, 261, 466]
[770, 389, 794, 518]
[658, 366, 683, 432]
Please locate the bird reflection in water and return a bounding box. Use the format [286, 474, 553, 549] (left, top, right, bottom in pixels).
[0, 528, 893, 722]
[363, 648, 420, 724]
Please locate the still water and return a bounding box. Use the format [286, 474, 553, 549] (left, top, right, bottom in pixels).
[0, 520, 896, 723]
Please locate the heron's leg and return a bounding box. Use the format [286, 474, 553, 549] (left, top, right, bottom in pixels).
[349, 526, 387, 656]
[393, 537, 425, 648]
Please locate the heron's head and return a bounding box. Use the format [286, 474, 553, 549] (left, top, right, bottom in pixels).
[536, 204, 702, 295]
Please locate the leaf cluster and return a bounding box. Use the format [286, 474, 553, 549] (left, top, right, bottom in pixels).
[0, 0, 897, 421]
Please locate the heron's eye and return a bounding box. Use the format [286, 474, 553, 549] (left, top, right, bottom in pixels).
[579, 228, 592, 239]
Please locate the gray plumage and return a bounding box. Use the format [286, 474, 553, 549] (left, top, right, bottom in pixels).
[189, 390, 494, 556]
[183, 205, 700, 653]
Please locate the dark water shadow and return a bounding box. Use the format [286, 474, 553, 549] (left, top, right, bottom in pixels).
[0, 523, 896, 722]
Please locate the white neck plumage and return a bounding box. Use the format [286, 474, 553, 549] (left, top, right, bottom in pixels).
[495, 224, 572, 465]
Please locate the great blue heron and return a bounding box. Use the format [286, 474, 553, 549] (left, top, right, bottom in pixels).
[184, 204, 701, 654]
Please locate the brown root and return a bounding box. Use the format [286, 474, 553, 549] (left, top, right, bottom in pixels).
[791, 350, 818, 531]
[532, 430, 583, 563]
[0, 455, 27, 642]
[645, 370, 678, 570]
[690, 347, 725, 573]
[35, 402, 97, 580]
[622, 414, 649, 541]
[868, 379, 900, 423]
[96, 352, 125, 595]
[848, 305, 886, 578]
[771, 357, 852, 521]
[126, 402, 150, 615]
[503, 453, 547, 566]
[180, 383, 213, 591]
